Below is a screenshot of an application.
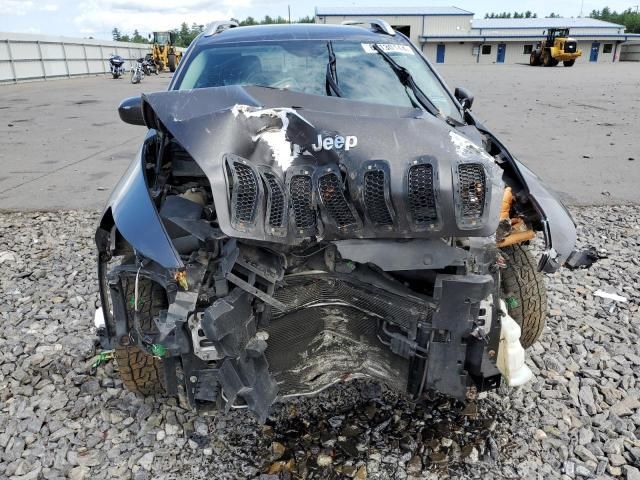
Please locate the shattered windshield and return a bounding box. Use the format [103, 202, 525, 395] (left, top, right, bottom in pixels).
[176, 40, 461, 121]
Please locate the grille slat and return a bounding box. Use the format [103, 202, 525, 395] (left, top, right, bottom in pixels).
[290, 175, 316, 232]
[364, 170, 393, 226]
[319, 173, 357, 228]
[230, 162, 258, 224]
[408, 164, 437, 225]
[457, 163, 486, 219]
[263, 173, 285, 229]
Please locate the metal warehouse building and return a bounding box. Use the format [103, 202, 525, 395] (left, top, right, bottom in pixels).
[314, 6, 636, 64]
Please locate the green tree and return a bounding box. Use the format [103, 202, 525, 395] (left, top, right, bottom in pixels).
[590, 6, 640, 33]
[485, 11, 538, 19]
[112, 27, 121, 41]
[178, 22, 190, 46]
[131, 29, 147, 43]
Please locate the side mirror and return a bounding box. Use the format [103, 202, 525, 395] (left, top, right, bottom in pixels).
[454, 87, 474, 110]
[118, 96, 145, 126]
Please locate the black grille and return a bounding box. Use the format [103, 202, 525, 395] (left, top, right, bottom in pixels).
[290, 175, 315, 231]
[230, 162, 258, 224]
[457, 163, 486, 219]
[273, 275, 434, 335]
[263, 173, 285, 228]
[564, 41, 577, 53]
[364, 170, 393, 226]
[319, 173, 357, 228]
[408, 164, 437, 225]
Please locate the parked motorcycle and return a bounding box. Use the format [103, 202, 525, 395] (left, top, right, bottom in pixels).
[130, 59, 144, 84]
[108, 55, 125, 79]
[142, 54, 158, 76]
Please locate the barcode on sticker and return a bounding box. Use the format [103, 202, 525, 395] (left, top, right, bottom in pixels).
[362, 43, 414, 55]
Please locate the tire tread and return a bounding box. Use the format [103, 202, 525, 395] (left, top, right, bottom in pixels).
[500, 244, 548, 348]
[114, 279, 166, 395]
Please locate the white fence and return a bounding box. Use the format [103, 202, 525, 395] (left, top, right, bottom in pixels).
[0, 32, 153, 83]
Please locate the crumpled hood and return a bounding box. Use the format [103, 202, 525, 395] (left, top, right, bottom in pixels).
[142, 85, 492, 174]
[140, 85, 504, 244]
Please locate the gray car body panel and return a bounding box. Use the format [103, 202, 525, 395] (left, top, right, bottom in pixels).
[101, 85, 575, 271]
[103, 142, 183, 269]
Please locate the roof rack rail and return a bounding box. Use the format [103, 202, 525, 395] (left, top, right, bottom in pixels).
[342, 19, 396, 36]
[204, 20, 238, 37]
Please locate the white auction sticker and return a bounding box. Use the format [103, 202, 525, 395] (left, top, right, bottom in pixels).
[362, 43, 414, 55]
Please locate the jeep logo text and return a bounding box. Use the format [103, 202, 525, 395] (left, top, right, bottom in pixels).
[311, 134, 358, 152]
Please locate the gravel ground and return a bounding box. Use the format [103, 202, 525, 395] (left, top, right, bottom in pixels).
[0, 207, 639, 480]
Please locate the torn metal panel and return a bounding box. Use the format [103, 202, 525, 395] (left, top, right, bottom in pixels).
[334, 238, 467, 271]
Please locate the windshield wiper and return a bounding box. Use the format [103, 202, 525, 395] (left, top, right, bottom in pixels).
[325, 41, 342, 97]
[371, 44, 440, 117]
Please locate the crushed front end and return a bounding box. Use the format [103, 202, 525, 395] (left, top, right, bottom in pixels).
[95, 86, 575, 420]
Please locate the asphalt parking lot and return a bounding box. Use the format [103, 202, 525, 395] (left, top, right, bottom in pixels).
[0, 64, 639, 480]
[1, 62, 639, 210]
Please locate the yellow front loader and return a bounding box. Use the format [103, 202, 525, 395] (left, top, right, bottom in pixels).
[529, 28, 582, 67]
[151, 31, 182, 72]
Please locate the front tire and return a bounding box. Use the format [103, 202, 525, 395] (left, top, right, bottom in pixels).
[563, 60, 575, 67]
[168, 54, 177, 72]
[114, 278, 167, 395]
[543, 51, 553, 66]
[529, 52, 541, 66]
[500, 245, 548, 348]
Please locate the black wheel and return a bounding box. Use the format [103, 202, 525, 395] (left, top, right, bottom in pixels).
[112, 73, 119, 79]
[114, 277, 167, 395]
[500, 245, 548, 348]
[529, 52, 540, 66]
[550, 58, 559, 67]
[168, 54, 176, 72]
[563, 60, 575, 67]
[543, 51, 552, 66]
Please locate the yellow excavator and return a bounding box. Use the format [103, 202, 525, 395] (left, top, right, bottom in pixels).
[529, 28, 582, 67]
[150, 31, 182, 72]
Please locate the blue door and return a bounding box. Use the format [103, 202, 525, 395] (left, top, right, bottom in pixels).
[496, 43, 506, 63]
[436, 44, 445, 63]
[590, 42, 600, 62]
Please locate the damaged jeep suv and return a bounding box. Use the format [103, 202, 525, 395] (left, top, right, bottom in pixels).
[95, 21, 577, 420]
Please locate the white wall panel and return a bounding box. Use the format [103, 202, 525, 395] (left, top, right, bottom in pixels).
[0, 62, 13, 81]
[43, 60, 67, 77]
[0, 31, 159, 83]
[40, 43, 65, 59]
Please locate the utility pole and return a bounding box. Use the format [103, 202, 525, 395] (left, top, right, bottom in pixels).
[288, 5, 291, 23]
[580, 0, 584, 17]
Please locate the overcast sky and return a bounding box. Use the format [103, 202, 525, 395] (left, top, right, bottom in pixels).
[0, 0, 635, 39]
